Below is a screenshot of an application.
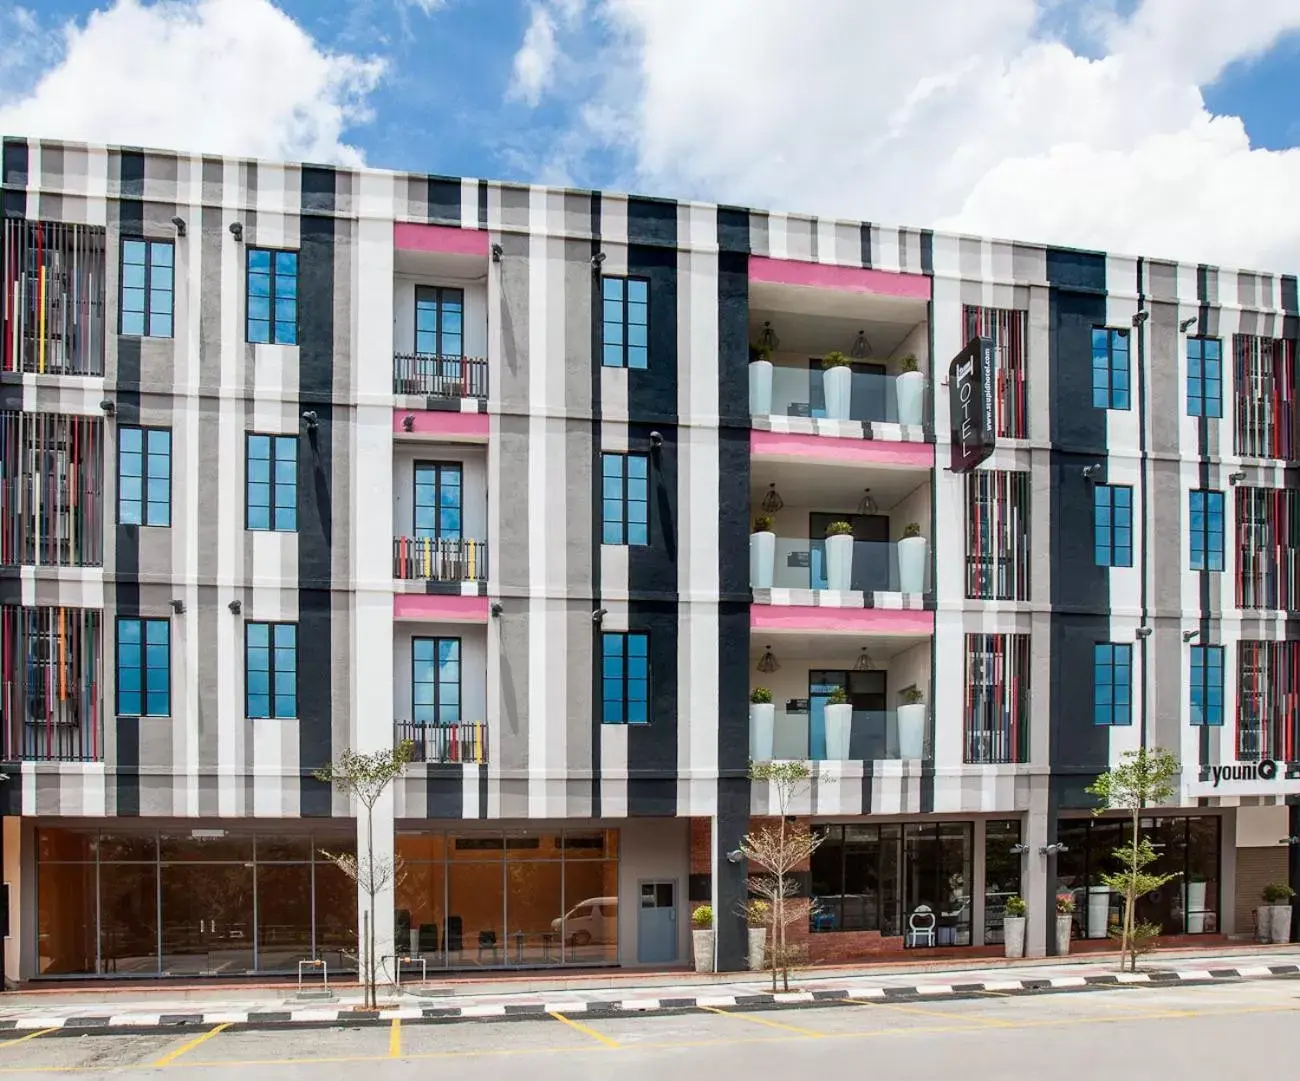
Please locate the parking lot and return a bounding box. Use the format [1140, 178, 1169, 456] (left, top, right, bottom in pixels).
[1, 977, 1296, 1079]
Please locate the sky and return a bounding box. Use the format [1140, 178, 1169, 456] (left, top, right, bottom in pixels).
[1, 0, 1299, 272]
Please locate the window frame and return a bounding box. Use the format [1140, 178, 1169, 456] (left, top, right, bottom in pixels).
[119, 237, 175, 339]
[601, 276, 650, 370]
[245, 621, 298, 719]
[245, 432, 299, 532]
[1186, 336, 1222, 419]
[412, 635, 461, 725]
[600, 452, 650, 546]
[1190, 644, 1224, 727]
[1093, 642, 1132, 727]
[117, 425, 172, 527]
[115, 616, 171, 718]
[601, 631, 650, 725]
[1093, 483, 1133, 568]
[1091, 327, 1131, 410]
[245, 247, 299, 345]
[413, 460, 463, 542]
[413, 285, 465, 359]
[1188, 488, 1225, 572]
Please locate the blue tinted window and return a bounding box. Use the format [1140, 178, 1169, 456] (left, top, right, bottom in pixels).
[1189, 489, 1224, 571]
[414, 286, 464, 358]
[1190, 644, 1224, 726]
[118, 426, 171, 527]
[120, 238, 174, 338]
[1092, 327, 1131, 410]
[247, 248, 298, 345]
[1093, 484, 1133, 567]
[246, 433, 298, 531]
[1187, 337, 1222, 418]
[413, 636, 461, 724]
[246, 622, 297, 718]
[116, 617, 170, 717]
[601, 277, 649, 370]
[602, 631, 649, 725]
[413, 462, 462, 540]
[1093, 643, 1132, 726]
[601, 453, 649, 546]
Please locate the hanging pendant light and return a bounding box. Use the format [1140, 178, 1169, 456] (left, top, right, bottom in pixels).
[757, 644, 780, 673]
[857, 488, 878, 515]
[760, 482, 784, 514]
[853, 647, 874, 672]
[851, 329, 873, 359]
[758, 321, 780, 351]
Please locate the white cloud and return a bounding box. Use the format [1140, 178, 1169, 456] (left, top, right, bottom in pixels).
[561, 0, 1300, 270]
[507, 3, 561, 107]
[403, 0, 447, 12]
[0, 0, 386, 166]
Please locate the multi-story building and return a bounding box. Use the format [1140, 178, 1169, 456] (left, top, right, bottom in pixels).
[1, 135, 1297, 982]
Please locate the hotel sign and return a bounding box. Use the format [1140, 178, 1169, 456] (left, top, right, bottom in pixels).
[1189, 757, 1300, 797]
[949, 336, 996, 473]
[1208, 759, 1280, 788]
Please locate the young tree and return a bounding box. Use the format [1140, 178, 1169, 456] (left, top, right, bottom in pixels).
[314, 742, 413, 1007]
[742, 760, 824, 992]
[1086, 747, 1181, 973]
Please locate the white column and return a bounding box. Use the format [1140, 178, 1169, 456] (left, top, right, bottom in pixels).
[1024, 796, 1050, 957]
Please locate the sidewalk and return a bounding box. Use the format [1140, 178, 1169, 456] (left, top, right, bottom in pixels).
[2, 944, 1298, 1032]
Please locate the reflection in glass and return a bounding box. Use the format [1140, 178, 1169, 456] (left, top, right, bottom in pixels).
[448, 862, 505, 966]
[506, 859, 564, 965]
[97, 831, 158, 862]
[396, 861, 447, 965]
[983, 819, 1022, 945]
[160, 864, 254, 975]
[37, 827, 96, 862]
[314, 859, 359, 969]
[902, 823, 972, 947]
[159, 830, 254, 862]
[561, 860, 619, 964]
[99, 862, 158, 975]
[1186, 817, 1221, 934]
[256, 864, 312, 971]
[37, 862, 96, 974]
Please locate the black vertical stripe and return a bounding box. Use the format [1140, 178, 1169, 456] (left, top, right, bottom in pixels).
[0, 144, 26, 610]
[1135, 258, 1150, 744]
[918, 233, 939, 816]
[1, 138, 27, 219]
[589, 192, 604, 819]
[426, 176, 461, 225]
[477, 181, 489, 229]
[1282, 279, 1300, 654]
[858, 222, 872, 269]
[425, 765, 462, 818]
[115, 716, 140, 817]
[1196, 265, 1212, 770]
[298, 166, 337, 816]
[919, 230, 934, 276]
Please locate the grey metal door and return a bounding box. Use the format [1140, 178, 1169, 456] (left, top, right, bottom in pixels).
[636, 881, 677, 964]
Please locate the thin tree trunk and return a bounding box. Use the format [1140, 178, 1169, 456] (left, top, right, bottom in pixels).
[366, 805, 376, 1007]
[1125, 809, 1138, 973]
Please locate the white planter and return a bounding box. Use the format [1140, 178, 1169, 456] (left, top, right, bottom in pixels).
[1056, 913, 1073, 954]
[750, 530, 775, 589]
[1268, 904, 1293, 944]
[1257, 906, 1273, 943]
[824, 532, 854, 591]
[1186, 881, 1207, 934]
[1087, 886, 1111, 938]
[749, 702, 776, 762]
[747, 927, 767, 971]
[897, 535, 927, 594]
[823, 365, 852, 420]
[895, 369, 925, 426]
[1004, 916, 1026, 959]
[692, 929, 715, 973]
[824, 702, 853, 760]
[749, 360, 773, 416]
[896, 703, 926, 759]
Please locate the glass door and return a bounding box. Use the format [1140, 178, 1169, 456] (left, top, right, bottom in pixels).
[159, 864, 254, 975]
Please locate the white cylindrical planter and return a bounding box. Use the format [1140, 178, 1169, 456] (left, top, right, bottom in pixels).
[750, 530, 775, 589]
[692, 930, 715, 973]
[824, 533, 854, 591]
[1186, 881, 1207, 934]
[824, 703, 853, 760]
[897, 535, 927, 594]
[1056, 914, 1073, 954]
[749, 360, 773, 416]
[895, 370, 925, 426]
[1087, 886, 1111, 938]
[1269, 905, 1293, 944]
[1257, 906, 1273, 943]
[748, 928, 767, 971]
[896, 704, 926, 759]
[1004, 916, 1026, 959]
[749, 703, 775, 762]
[823, 366, 852, 420]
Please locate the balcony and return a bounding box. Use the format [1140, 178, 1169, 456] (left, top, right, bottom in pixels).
[392, 258, 488, 412]
[395, 720, 488, 765]
[393, 353, 488, 401]
[753, 707, 929, 762]
[393, 625, 487, 762]
[393, 537, 488, 583]
[392, 444, 488, 595]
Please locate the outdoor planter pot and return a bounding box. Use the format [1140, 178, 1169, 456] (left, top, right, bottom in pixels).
[692, 929, 715, 973]
[748, 927, 767, 971]
[895, 368, 925, 426]
[1266, 905, 1293, 944]
[1186, 881, 1207, 934]
[824, 702, 853, 760]
[824, 532, 854, 591]
[1056, 913, 1073, 954]
[749, 359, 773, 416]
[1087, 885, 1111, 938]
[823, 364, 852, 421]
[896, 703, 926, 760]
[749, 702, 775, 761]
[1003, 916, 1026, 958]
[897, 534, 927, 593]
[750, 529, 776, 589]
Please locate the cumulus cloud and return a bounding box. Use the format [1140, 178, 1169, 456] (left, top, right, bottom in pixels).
[0, 0, 386, 166]
[507, 3, 561, 107]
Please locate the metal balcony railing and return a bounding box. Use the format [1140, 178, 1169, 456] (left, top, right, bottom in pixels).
[393, 537, 488, 582]
[393, 353, 488, 400]
[395, 720, 488, 764]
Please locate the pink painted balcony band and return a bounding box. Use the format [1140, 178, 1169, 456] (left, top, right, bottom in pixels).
[749, 256, 930, 300]
[393, 410, 490, 439]
[393, 222, 489, 256]
[394, 593, 489, 623]
[751, 605, 934, 636]
[751, 429, 934, 467]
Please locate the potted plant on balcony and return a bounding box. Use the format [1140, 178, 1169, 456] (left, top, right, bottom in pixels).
[1261, 883, 1295, 944]
[692, 904, 715, 973]
[821, 351, 852, 421]
[824, 686, 853, 760]
[897, 521, 927, 594]
[824, 520, 854, 592]
[1003, 895, 1027, 959]
[1056, 894, 1075, 954]
[749, 343, 774, 416]
[750, 687, 776, 762]
[897, 685, 926, 760]
[895, 354, 925, 426]
[746, 899, 770, 971]
[751, 513, 776, 590]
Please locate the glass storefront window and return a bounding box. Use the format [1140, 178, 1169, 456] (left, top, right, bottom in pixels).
[256, 864, 313, 971]
[983, 819, 1022, 945]
[99, 861, 159, 975]
[561, 858, 618, 965]
[159, 830, 254, 862]
[37, 862, 95, 974]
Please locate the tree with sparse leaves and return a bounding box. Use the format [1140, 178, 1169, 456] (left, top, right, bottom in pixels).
[743, 760, 824, 992]
[1086, 747, 1181, 973]
[314, 742, 412, 1007]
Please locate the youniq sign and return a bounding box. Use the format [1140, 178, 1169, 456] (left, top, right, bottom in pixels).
[949, 336, 996, 472]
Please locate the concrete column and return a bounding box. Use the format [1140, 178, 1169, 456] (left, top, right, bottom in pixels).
[971, 818, 987, 947]
[714, 777, 750, 973]
[358, 790, 396, 986]
[1025, 787, 1052, 957]
[1289, 802, 1300, 943]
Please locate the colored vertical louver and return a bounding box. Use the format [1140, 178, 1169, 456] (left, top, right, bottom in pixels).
[1237, 640, 1299, 762]
[1235, 486, 1300, 611]
[1233, 334, 1296, 460]
[965, 469, 1030, 600]
[964, 633, 1030, 764]
[962, 306, 1028, 439]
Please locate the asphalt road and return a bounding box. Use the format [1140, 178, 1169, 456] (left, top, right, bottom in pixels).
[2, 977, 1296, 1079]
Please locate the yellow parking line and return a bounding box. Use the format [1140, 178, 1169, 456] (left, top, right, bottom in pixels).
[153, 1023, 231, 1068]
[0, 1029, 58, 1049]
[388, 1018, 401, 1059]
[548, 1012, 620, 1049]
[843, 997, 1013, 1027]
[696, 1004, 824, 1037]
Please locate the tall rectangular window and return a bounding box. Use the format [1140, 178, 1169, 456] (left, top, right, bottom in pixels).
[963, 306, 1028, 438]
[119, 239, 174, 338]
[1234, 334, 1297, 459]
[601, 631, 649, 724]
[965, 469, 1030, 600]
[414, 286, 464, 358]
[246, 248, 298, 345]
[1187, 337, 1222, 418]
[1238, 640, 1300, 761]
[601, 277, 649, 369]
[413, 462, 462, 540]
[1091, 327, 1131, 410]
[1190, 645, 1224, 727]
[600, 453, 649, 545]
[964, 633, 1030, 763]
[1188, 489, 1224, 571]
[116, 617, 170, 717]
[1094, 484, 1133, 567]
[117, 426, 171, 527]
[246, 622, 297, 719]
[1093, 643, 1132, 726]
[246, 434, 297, 532]
[1236, 486, 1300, 610]
[412, 637, 460, 724]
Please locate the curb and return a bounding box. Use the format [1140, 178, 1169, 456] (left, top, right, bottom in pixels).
[3, 963, 1297, 1036]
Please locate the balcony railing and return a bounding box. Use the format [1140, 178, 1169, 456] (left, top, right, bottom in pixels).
[756, 708, 929, 762]
[396, 720, 488, 764]
[761, 364, 921, 425]
[393, 536, 488, 582]
[756, 535, 929, 593]
[393, 353, 488, 400]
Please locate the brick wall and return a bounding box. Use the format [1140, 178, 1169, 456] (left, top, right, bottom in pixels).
[1235, 846, 1289, 939]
